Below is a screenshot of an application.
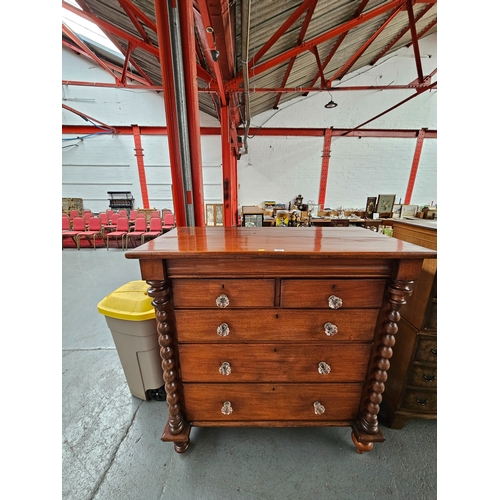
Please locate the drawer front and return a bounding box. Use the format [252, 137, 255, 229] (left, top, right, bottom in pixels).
[408, 365, 437, 388]
[172, 279, 275, 308]
[178, 343, 372, 383]
[183, 383, 363, 422]
[414, 337, 437, 363]
[401, 389, 437, 413]
[175, 309, 379, 342]
[281, 279, 385, 309]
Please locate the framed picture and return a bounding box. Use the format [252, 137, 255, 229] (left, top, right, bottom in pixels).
[365, 197, 377, 219]
[401, 204, 418, 218]
[375, 194, 396, 217]
[392, 204, 402, 218]
[206, 204, 224, 226]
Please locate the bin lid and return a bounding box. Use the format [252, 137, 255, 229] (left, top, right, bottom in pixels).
[97, 280, 156, 321]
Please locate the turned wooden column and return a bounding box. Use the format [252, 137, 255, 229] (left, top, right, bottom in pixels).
[351, 277, 415, 454]
[147, 279, 191, 453]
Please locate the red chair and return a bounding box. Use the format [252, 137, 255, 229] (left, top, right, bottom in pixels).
[62, 215, 79, 249]
[125, 216, 147, 249]
[76, 216, 103, 250]
[142, 217, 163, 244]
[83, 211, 93, 228]
[98, 212, 108, 226]
[162, 213, 175, 232]
[106, 216, 129, 250]
[102, 212, 119, 234]
[64, 216, 86, 249]
[69, 210, 80, 226]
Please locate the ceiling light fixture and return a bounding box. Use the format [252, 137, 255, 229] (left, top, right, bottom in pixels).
[324, 91, 338, 109]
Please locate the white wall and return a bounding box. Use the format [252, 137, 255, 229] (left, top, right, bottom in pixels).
[62, 32, 437, 213]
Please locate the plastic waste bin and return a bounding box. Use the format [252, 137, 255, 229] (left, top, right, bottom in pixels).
[97, 280, 166, 401]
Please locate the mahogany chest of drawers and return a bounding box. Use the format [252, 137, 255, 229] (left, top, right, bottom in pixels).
[125, 226, 436, 454]
[382, 219, 437, 428]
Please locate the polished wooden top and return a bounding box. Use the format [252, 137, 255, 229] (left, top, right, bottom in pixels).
[392, 218, 437, 231]
[125, 226, 437, 260]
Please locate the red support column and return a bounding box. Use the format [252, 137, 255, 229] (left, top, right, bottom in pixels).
[132, 125, 150, 209]
[404, 128, 426, 204]
[318, 129, 333, 210]
[178, 0, 205, 226]
[154, 0, 187, 226]
[220, 105, 234, 226]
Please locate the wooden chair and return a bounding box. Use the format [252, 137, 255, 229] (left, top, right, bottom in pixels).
[142, 217, 163, 244]
[106, 216, 129, 250]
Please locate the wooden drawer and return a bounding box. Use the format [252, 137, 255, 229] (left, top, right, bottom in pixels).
[175, 309, 379, 342]
[171, 279, 275, 308]
[414, 337, 437, 363]
[178, 343, 372, 383]
[408, 365, 437, 388]
[401, 389, 437, 413]
[183, 383, 364, 422]
[281, 279, 385, 309]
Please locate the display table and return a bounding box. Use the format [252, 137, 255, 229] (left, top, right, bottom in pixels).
[125, 227, 436, 454]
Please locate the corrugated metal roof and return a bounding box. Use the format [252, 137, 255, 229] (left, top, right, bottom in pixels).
[62, 0, 437, 123]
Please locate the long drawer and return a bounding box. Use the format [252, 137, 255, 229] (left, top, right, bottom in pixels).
[175, 309, 379, 342]
[183, 383, 364, 422]
[414, 336, 437, 363]
[178, 343, 372, 383]
[172, 279, 275, 308]
[281, 279, 385, 309]
[408, 365, 437, 388]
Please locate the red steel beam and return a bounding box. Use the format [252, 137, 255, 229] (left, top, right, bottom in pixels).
[309, 0, 370, 89]
[406, 0, 424, 83]
[63, 124, 437, 139]
[318, 129, 333, 209]
[154, 0, 187, 226]
[117, 0, 156, 42]
[220, 105, 234, 225]
[227, 0, 405, 89]
[179, 0, 206, 226]
[326, 5, 404, 85]
[62, 23, 120, 83]
[62, 104, 117, 132]
[406, 18, 437, 46]
[132, 125, 150, 208]
[369, 3, 433, 65]
[404, 128, 426, 203]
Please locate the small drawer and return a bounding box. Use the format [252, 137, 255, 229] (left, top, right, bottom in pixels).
[401, 389, 437, 413]
[175, 309, 379, 342]
[183, 383, 364, 422]
[281, 279, 385, 309]
[178, 343, 372, 383]
[414, 337, 437, 363]
[171, 279, 275, 308]
[408, 365, 437, 388]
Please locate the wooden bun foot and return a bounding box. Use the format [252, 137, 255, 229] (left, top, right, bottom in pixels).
[351, 431, 374, 454]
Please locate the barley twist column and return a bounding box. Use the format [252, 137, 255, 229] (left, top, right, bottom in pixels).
[147, 279, 190, 453]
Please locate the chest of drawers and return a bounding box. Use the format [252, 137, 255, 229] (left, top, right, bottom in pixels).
[382, 219, 438, 428]
[125, 227, 436, 454]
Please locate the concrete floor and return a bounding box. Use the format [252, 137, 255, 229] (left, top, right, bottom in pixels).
[62, 247, 437, 500]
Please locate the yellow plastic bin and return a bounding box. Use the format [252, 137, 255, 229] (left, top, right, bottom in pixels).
[97, 280, 165, 401]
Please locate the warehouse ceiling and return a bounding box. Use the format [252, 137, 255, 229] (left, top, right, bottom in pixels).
[62, 0, 437, 126]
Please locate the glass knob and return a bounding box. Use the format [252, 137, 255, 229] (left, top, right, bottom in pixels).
[221, 401, 233, 415]
[219, 361, 231, 376]
[314, 401, 325, 415]
[324, 322, 338, 336]
[216, 294, 229, 308]
[217, 323, 230, 337]
[328, 295, 343, 309]
[318, 361, 331, 375]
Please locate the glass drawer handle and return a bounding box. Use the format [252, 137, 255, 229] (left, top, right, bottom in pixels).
[423, 374, 436, 382]
[221, 401, 233, 415]
[217, 323, 230, 337]
[328, 295, 343, 309]
[216, 294, 229, 308]
[318, 361, 331, 375]
[416, 397, 429, 406]
[430, 348, 437, 357]
[324, 322, 338, 336]
[219, 361, 231, 376]
[314, 401, 325, 415]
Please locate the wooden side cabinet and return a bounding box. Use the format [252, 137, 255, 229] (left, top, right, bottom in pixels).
[382, 219, 437, 429]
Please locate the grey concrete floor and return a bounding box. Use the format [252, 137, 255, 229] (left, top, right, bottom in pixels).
[62, 247, 437, 500]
